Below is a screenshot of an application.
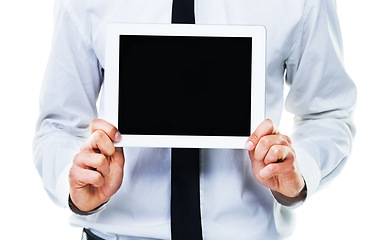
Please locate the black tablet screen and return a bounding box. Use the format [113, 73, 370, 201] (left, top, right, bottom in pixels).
[118, 35, 252, 136]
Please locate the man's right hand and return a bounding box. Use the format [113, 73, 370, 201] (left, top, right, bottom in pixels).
[69, 119, 124, 212]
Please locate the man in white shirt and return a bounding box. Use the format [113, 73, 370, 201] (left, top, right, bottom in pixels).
[33, 0, 356, 239]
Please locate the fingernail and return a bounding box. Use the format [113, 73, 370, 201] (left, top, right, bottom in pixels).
[245, 141, 254, 151]
[115, 131, 122, 141]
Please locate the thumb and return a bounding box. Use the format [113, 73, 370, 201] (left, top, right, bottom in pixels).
[245, 119, 278, 151]
[91, 119, 122, 142]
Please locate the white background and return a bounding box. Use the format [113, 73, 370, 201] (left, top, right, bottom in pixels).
[0, 1, 387, 239]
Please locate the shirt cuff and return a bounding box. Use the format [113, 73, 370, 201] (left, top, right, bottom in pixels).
[68, 195, 108, 216]
[271, 183, 307, 207]
[54, 164, 72, 208]
[293, 146, 321, 201]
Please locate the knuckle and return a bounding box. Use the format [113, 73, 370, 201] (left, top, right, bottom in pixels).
[73, 153, 81, 163]
[249, 133, 260, 143]
[73, 152, 85, 164]
[106, 127, 116, 139]
[68, 165, 80, 182]
[265, 118, 273, 125]
[107, 147, 116, 157]
[265, 119, 275, 132]
[91, 119, 100, 128]
[68, 166, 76, 178]
[266, 164, 278, 176]
[91, 171, 103, 184]
[284, 147, 296, 162]
[285, 161, 297, 174]
[96, 154, 107, 167]
[91, 131, 108, 148]
[282, 135, 292, 144]
[286, 162, 294, 172]
[279, 135, 287, 144]
[91, 119, 116, 140]
[259, 137, 271, 148]
[93, 129, 105, 140]
[290, 150, 296, 160]
[270, 163, 278, 172]
[291, 160, 299, 171]
[270, 145, 280, 156]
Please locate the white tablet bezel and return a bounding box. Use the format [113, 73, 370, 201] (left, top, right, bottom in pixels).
[103, 23, 266, 149]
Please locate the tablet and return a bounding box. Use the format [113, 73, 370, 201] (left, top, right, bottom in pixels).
[103, 23, 266, 149]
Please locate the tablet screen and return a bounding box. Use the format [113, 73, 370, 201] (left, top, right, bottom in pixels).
[118, 35, 252, 137]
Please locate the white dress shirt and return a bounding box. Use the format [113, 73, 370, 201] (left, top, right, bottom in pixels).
[33, 0, 356, 239]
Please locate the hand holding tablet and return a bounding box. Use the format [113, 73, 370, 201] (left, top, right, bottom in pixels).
[102, 23, 266, 149]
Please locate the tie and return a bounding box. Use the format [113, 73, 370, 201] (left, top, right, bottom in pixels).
[172, 0, 195, 24]
[170, 0, 203, 239]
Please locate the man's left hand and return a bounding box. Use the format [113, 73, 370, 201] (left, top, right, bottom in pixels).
[245, 119, 305, 198]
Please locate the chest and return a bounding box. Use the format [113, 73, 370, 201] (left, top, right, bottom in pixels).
[86, 0, 304, 70]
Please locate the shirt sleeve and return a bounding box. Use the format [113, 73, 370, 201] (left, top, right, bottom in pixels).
[33, 0, 102, 207]
[284, 0, 357, 201]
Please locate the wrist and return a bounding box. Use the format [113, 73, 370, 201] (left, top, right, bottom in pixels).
[272, 183, 307, 207]
[68, 195, 108, 215]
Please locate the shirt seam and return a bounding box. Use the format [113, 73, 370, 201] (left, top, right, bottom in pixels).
[61, 0, 93, 49]
[285, 0, 313, 66]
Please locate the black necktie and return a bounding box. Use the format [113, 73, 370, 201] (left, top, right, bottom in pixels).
[170, 1, 203, 239]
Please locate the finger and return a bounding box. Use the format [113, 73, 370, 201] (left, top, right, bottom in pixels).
[69, 166, 105, 188]
[112, 147, 125, 169]
[263, 145, 295, 165]
[91, 119, 121, 142]
[253, 135, 291, 162]
[82, 130, 116, 156]
[259, 159, 295, 180]
[245, 119, 278, 151]
[73, 152, 110, 177]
